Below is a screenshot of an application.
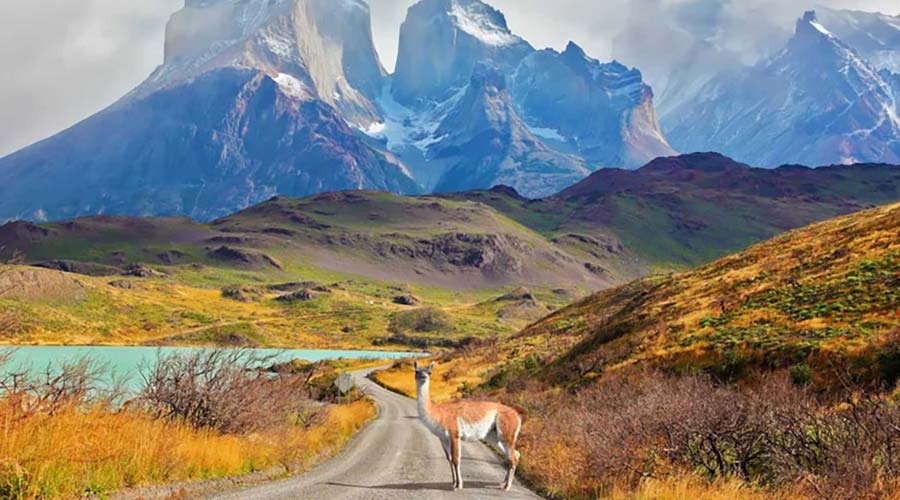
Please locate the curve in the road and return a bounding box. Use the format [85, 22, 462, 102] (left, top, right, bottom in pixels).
[210, 368, 543, 500]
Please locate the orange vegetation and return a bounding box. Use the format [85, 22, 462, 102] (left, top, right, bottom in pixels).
[0, 399, 374, 498]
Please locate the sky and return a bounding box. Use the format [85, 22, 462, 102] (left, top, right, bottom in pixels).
[0, 0, 898, 158]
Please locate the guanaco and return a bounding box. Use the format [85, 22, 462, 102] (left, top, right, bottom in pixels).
[414, 361, 523, 491]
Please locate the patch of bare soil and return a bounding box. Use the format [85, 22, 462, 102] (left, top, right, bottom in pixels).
[0, 266, 87, 301]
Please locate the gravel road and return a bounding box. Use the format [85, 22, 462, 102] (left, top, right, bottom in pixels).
[209, 368, 543, 500]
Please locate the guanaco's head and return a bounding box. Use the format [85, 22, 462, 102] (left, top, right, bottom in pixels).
[414, 361, 435, 387]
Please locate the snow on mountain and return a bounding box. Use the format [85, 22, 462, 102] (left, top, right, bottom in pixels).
[428, 63, 590, 196]
[817, 7, 900, 73]
[448, 1, 520, 46]
[666, 11, 900, 168]
[391, 0, 533, 105]
[146, 0, 385, 126]
[0, 0, 419, 222]
[373, 0, 673, 194]
[510, 42, 674, 168]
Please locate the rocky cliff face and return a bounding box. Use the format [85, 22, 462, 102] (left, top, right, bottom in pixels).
[510, 42, 674, 168]
[666, 11, 900, 167]
[0, 68, 419, 222]
[151, 0, 385, 125]
[364, 0, 673, 196]
[428, 63, 589, 196]
[391, 0, 533, 105]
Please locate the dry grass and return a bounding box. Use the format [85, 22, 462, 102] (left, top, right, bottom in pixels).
[612, 475, 785, 500]
[0, 399, 374, 498]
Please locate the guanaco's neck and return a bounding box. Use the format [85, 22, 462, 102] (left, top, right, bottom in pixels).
[416, 380, 433, 419]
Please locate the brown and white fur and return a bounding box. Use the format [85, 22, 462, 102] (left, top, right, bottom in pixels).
[414, 361, 522, 491]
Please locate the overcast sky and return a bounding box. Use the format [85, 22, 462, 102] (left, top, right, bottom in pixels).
[1, 0, 898, 158]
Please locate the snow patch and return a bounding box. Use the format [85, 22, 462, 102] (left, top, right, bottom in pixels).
[360, 81, 465, 152]
[809, 20, 834, 37]
[449, 3, 519, 47]
[527, 126, 565, 142]
[273, 73, 309, 99]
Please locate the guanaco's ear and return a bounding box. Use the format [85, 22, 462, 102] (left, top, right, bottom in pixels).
[427, 361, 435, 373]
[414, 361, 420, 371]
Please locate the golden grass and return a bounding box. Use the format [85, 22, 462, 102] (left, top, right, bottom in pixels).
[612, 475, 793, 500]
[0, 399, 375, 498]
[0, 263, 534, 350]
[373, 356, 498, 403]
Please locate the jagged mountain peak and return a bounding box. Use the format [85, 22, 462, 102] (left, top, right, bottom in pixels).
[392, 0, 532, 105]
[149, 0, 386, 125]
[791, 10, 847, 49]
[815, 6, 900, 73]
[407, 0, 521, 47]
[666, 10, 900, 168]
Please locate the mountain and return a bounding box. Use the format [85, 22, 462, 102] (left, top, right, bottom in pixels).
[666, 11, 900, 168]
[428, 63, 589, 196]
[610, 15, 745, 124]
[391, 0, 532, 106]
[0, 0, 673, 219]
[2, 153, 897, 290]
[817, 7, 900, 74]
[0, 0, 420, 223]
[363, 0, 673, 195]
[510, 42, 674, 168]
[449, 153, 900, 270]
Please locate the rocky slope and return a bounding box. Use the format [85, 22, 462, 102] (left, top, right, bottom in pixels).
[428, 63, 589, 197]
[522, 201, 900, 386]
[666, 11, 900, 167]
[0, 191, 614, 291]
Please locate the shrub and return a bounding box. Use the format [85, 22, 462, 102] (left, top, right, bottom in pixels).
[517, 371, 900, 498]
[138, 349, 320, 434]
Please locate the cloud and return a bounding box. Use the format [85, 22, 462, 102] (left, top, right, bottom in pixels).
[1, 0, 898, 157]
[0, 0, 181, 157]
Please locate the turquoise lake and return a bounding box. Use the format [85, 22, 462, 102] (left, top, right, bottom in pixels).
[0, 346, 421, 391]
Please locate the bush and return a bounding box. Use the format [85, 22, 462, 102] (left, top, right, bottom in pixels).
[388, 308, 453, 334]
[0, 353, 122, 418]
[138, 349, 321, 434]
[518, 371, 900, 498]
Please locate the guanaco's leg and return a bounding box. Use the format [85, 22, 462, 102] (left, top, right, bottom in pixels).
[441, 438, 457, 488]
[451, 435, 463, 489]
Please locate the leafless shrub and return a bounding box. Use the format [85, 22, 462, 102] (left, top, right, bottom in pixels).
[0, 353, 124, 418]
[521, 371, 900, 497]
[138, 349, 321, 434]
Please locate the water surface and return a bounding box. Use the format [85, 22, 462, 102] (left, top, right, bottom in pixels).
[1, 345, 420, 391]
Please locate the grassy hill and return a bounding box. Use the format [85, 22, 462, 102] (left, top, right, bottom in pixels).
[1, 156, 898, 349]
[0, 192, 588, 347]
[377, 201, 900, 396]
[527, 200, 900, 387]
[451, 153, 900, 271]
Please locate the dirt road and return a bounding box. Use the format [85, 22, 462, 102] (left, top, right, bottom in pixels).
[210, 368, 543, 500]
